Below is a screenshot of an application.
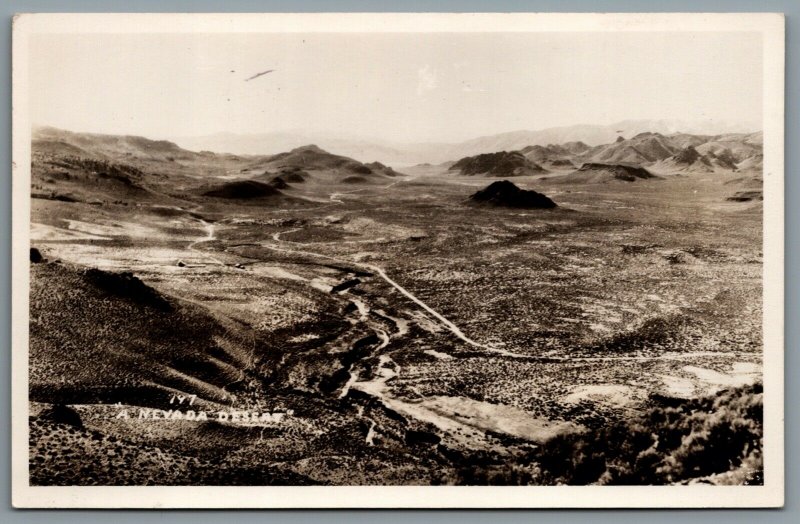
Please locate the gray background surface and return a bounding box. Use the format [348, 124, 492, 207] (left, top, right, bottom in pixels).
[1, 0, 796, 521]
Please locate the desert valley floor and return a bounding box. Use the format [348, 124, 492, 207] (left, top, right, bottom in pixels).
[27, 127, 764, 485]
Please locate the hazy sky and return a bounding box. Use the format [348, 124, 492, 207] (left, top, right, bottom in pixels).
[29, 31, 762, 143]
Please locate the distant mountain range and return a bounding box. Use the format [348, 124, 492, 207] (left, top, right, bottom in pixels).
[32, 124, 764, 205]
[172, 120, 759, 166]
[527, 130, 762, 172]
[446, 129, 762, 182]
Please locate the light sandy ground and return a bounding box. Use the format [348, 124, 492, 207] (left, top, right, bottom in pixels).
[562, 384, 644, 407]
[684, 362, 761, 389]
[287, 333, 320, 343]
[424, 349, 454, 360]
[32, 222, 110, 241]
[659, 361, 762, 398]
[354, 354, 578, 448]
[659, 375, 697, 397]
[248, 265, 307, 281]
[422, 395, 579, 443]
[341, 217, 425, 241]
[65, 219, 162, 239]
[33, 219, 170, 241]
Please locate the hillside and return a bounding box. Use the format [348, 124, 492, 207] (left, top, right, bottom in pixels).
[31, 128, 409, 212]
[696, 132, 763, 163]
[535, 383, 763, 485]
[39, 125, 761, 181]
[34, 126, 208, 163]
[174, 131, 416, 167]
[202, 180, 287, 200]
[31, 149, 165, 206]
[450, 122, 757, 166]
[29, 260, 250, 407]
[31, 127, 256, 206]
[737, 154, 763, 172]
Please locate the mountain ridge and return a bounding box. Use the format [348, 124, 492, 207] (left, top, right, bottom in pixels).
[170, 120, 760, 166]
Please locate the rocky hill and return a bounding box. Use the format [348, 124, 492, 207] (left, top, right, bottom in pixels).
[581, 132, 677, 165]
[518, 143, 588, 169]
[246, 145, 402, 183]
[654, 146, 716, 173]
[449, 151, 547, 177]
[469, 180, 557, 208]
[564, 163, 658, 183]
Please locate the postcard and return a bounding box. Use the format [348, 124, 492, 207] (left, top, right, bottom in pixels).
[11, 12, 785, 508]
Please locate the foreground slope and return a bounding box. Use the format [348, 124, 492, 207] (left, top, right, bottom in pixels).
[29, 259, 249, 406]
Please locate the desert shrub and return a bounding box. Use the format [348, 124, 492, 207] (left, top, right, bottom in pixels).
[535, 383, 763, 485]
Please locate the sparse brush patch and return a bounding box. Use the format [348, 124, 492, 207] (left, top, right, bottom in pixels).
[592, 314, 689, 353]
[38, 156, 145, 185]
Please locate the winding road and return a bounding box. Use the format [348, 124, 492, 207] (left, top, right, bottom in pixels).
[188, 219, 226, 265]
[267, 228, 497, 353]
[265, 229, 750, 363]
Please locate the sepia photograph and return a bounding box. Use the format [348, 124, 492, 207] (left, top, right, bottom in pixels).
[10, 12, 784, 508]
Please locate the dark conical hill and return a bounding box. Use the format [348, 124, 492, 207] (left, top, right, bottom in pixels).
[469, 180, 557, 209]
